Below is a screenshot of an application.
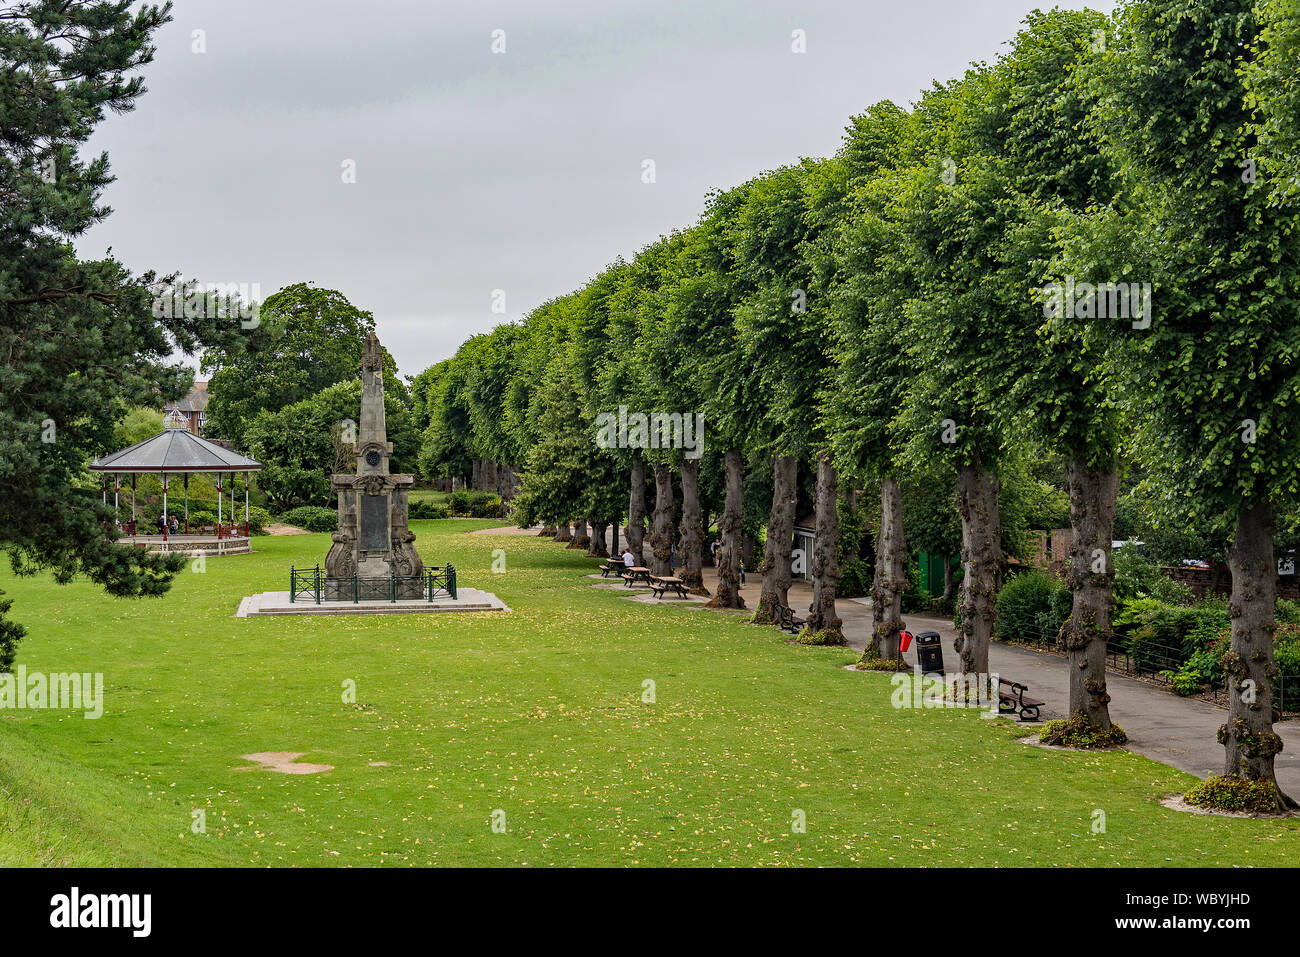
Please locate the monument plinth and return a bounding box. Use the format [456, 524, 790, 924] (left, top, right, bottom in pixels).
[324, 332, 423, 599]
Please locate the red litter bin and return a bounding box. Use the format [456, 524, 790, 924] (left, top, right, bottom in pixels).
[899, 630, 914, 653]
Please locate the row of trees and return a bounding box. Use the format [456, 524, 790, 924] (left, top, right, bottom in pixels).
[414, 0, 1300, 809]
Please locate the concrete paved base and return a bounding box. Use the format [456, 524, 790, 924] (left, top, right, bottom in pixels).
[235, 587, 510, 617]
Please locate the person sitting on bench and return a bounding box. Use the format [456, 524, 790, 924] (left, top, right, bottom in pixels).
[622, 548, 636, 568]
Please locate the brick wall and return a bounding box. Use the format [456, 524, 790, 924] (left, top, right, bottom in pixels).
[1162, 564, 1300, 600]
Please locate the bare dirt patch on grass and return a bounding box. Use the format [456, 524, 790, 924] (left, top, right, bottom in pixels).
[263, 524, 309, 536]
[238, 752, 333, 775]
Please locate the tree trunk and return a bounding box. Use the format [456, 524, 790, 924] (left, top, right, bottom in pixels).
[554, 521, 572, 543]
[805, 451, 843, 643]
[610, 518, 619, 557]
[569, 517, 590, 549]
[866, 474, 906, 663]
[650, 463, 674, 576]
[941, 559, 956, 607]
[679, 458, 708, 595]
[627, 457, 648, 566]
[754, 455, 797, 625]
[706, 449, 745, 609]
[1062, 459, 1118, 728]
[588, 520, 609, 557]
[955, 450, 1000, 676]
[1221, 498, 1296, 808]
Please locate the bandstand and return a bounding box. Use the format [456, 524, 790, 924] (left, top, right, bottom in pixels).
[90, 428, 263, 557]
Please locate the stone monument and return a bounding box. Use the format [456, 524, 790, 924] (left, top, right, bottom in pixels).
[324, 332, 424, 598]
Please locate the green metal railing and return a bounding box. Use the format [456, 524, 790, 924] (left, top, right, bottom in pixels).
[289, 564, 457, 604]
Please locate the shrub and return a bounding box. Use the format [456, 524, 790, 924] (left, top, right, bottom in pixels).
[409, 499, 450, 520]
[1160, 664, 1208, 696]
[446, 490, 503, 518]
[1124, 603, 1200, 673]
[994, 570, 1057, 643]
[245, 505, 273, 534]
[279, 505, 338, 533]
[1112, 544, 1193, 610]
[1032, 580, 1073, 645]
[469, 494, 503, 519]
[1277, 599, 1300, 624]
[1039, 714, 1128, 749]
[1184, 774, 1286, 814]
[182, 504, 218, 528]
[854, 653, 908, 672]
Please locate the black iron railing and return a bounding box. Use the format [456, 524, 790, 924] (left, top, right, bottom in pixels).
[289, 564, 457, 604]
[290, 564, 321, 604]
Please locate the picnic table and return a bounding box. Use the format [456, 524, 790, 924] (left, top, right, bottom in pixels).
[649, 575, 688, 599]
[624, 566, 652, 587]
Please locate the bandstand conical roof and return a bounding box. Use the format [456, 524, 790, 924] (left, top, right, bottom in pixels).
[90, 429, 262, 474]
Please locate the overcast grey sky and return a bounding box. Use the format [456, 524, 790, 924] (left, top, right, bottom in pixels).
[78, 0, 1116, 379]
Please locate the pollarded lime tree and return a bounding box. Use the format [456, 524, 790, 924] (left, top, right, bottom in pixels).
[568, 259, 634, 556]
[1080, 0, 1300, 807]
[606, 242, 686, 575]
[729, 161, 842, 632]
[668, 194, 761, 609]
[974, 8, 1128, 743]
[462, 323, 528, 501]
[822, 100, 918, 663]
[512, 360, 593, 534]
[416, 354, 474, 489]
[890, 74, 1019, 678]
[640, 233, 716, 594]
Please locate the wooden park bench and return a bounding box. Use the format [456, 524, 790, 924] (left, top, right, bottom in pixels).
[997, 677, 1045, 722]
[777, 603, 806, 635]
[649, 575, 688, 599]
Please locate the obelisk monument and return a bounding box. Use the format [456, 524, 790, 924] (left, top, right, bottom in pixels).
[324, 332, 423, 597]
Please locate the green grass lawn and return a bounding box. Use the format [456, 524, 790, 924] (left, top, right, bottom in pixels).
[1, 519, 1298, 867]
[408, 488, 450, 506]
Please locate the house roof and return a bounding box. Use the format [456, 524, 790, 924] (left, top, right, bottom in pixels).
[164, 381, 209, 414]
[793, 513, 816, 532]
[90, 428, 261, 473]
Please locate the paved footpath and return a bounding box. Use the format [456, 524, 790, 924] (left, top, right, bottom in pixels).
[689, 562, 1300, 794]
[864, 608, 1300, 795]
[562, 533, 1300, 793]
